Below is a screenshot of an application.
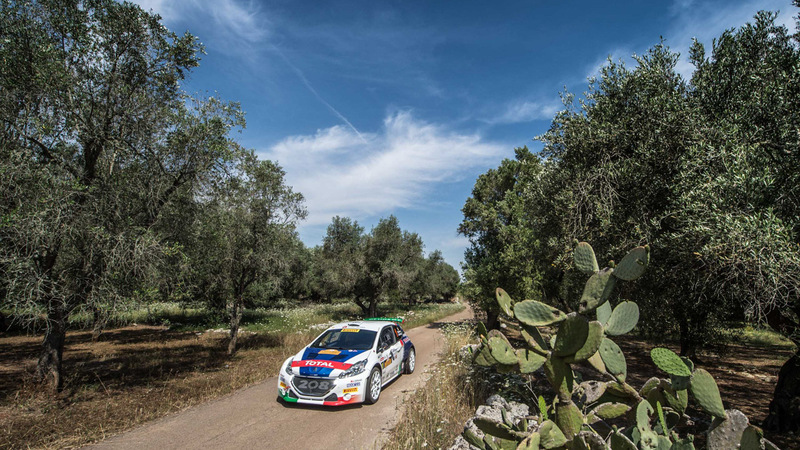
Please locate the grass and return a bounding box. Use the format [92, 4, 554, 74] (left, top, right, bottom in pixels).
[0, 300, 464, 450]
[384, 321, 494, 450]
[725, 324, 797, 350]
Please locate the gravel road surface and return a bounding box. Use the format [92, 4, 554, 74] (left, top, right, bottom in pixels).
[89, 306, 473, 450]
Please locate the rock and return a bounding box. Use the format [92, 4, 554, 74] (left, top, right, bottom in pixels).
[449, 395, 533, 449]
[707, 409, 748, 450]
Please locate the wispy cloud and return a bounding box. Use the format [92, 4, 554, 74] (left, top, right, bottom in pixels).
[488, 99, 562, 124]
[583, 47, 635, 80]
[261, 111, 506, 226]
[271, 45, 367, 143]
[667, 0, 795, 78]
[131, 0, 269, 55]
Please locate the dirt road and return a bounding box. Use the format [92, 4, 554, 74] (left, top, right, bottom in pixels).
[89, 306, 473, 450]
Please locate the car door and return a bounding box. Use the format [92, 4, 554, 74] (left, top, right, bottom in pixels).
[378, 326, 402, 380]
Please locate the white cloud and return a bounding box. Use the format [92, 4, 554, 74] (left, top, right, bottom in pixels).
[130, 0, 268, 54]
[261, 111, 506, 226]
[489, 99, 562, 124]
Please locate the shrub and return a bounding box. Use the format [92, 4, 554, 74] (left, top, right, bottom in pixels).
[464, 242, 778, 449]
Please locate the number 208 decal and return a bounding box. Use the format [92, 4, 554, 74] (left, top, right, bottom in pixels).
[295, 379, 332, 391]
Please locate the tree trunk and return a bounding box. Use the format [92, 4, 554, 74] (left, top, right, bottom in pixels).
[91, 307, 105, 342]
[486, 310, 499, 330]
[354, 297, 369, 315]
[764, 350, 800, 432]
[227, 300, 243, 356]
[368, 299, 378, 317]
[36, 305, 67, 392]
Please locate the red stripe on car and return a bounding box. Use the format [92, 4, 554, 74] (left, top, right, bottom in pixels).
[291, 360, 353, 370]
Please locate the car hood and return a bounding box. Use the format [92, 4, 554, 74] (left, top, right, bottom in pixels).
[290, 347, 371, 377]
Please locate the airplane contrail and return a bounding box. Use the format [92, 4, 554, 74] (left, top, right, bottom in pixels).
[272, 45, 368, 144]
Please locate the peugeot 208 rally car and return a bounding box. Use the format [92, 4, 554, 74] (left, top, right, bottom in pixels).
[278, 318, 415, 406]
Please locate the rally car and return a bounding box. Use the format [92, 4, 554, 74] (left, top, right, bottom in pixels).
[278, 318, 415, 406]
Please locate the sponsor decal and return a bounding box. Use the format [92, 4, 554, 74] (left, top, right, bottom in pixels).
[279, 382, 287, 389]
[343, 387, 358, 394]
[381, 358, 393, 369]
[292, 359, 353, 370]
[346, 382, 361, 388]
[341, 328, 359, 333]
[319, 349, 341, 355]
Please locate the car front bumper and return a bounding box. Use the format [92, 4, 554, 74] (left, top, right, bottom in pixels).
[278, 371, 369, 406]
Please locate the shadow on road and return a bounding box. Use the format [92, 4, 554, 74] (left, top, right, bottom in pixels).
[275, 396, 364, 411]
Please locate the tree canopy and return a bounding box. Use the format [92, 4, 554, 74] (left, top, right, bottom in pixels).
[460, 9, 800, 430]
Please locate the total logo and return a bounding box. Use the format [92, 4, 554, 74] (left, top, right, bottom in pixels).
[292, 359, 353, 370]
[303, 360, 334, 368]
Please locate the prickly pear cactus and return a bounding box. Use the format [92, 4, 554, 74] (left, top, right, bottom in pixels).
[462, 242, 780, 450]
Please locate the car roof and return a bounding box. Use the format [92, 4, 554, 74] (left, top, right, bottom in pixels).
[327, 320, 399, 332]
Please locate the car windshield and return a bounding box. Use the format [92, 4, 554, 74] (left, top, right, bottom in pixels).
[311, 328, 377, 351]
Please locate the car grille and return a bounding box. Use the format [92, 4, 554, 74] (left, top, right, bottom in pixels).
[291, 376, 335, 397]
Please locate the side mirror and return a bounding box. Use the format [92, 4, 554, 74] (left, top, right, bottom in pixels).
[378, 344, 388, 353]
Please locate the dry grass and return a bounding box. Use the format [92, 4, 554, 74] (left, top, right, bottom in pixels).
[384, 321, 492, 450]
[0, 327, 316, 449]
[0, 301, 464, 450]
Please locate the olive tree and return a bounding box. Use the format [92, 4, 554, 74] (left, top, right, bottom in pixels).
[0, 0, 241, 390]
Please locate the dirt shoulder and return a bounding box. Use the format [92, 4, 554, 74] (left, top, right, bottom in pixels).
[88, 307, 474, 450]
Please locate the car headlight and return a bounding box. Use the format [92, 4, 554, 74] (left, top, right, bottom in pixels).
[338, 360, 367, 379]
[284, 357, 294, 376]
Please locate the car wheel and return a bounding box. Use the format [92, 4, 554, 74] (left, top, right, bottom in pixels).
[403, 348, 416, 374]
[366, 367, 382, 404]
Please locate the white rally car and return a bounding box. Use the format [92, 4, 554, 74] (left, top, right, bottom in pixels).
[278, 318, 415, 406]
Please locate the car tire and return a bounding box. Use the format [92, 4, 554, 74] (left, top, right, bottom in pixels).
[365, 367, 382, 404]
[403, 347, 416, 374]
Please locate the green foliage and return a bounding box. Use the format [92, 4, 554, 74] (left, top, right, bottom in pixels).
[461, 9, 800, 364]
[467, 242, 776, 449]
[311, 215, 458, 316]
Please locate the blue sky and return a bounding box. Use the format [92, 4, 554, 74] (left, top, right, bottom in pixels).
[133, 0, 795, 271]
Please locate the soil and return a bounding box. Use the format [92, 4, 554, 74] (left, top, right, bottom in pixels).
[614, 336, 798, 449]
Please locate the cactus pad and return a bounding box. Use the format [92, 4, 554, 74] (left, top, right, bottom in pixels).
[553, 313, 590, 357]
[579, 268, 616, 313]
[574, 241, 599, 274]
[610, 430, 637, 450]
[596, 301, 612, 326]
[517, 433, 540, 450]
[591, 402, 629, 420]
[463, 428, 484, 449]
[587, 351, 606, 373]
[520, 324, 549, 351]
[740, 425, 764, 450]
[650, 347, 692, 377]
[555, 400, 583, 439]
[488, 336, 518, 365]
[476, 320, 488, 338]
[569, 321, 603, 362]
[544, 357, 574, 396]
[599, 338, 627, 381]
[538, 420, 567, 449]
[636, 400, 654, 432]
[517, 348, 547, 373]
[474, 417, 517, 441]
[495, 288, 514, 317]
[473, 346, 497, 366]
[613, 246, 649, 281]
[604, 301, 639, 336]
[513, 300, 567, 327]
[690, 368, 727, 418]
